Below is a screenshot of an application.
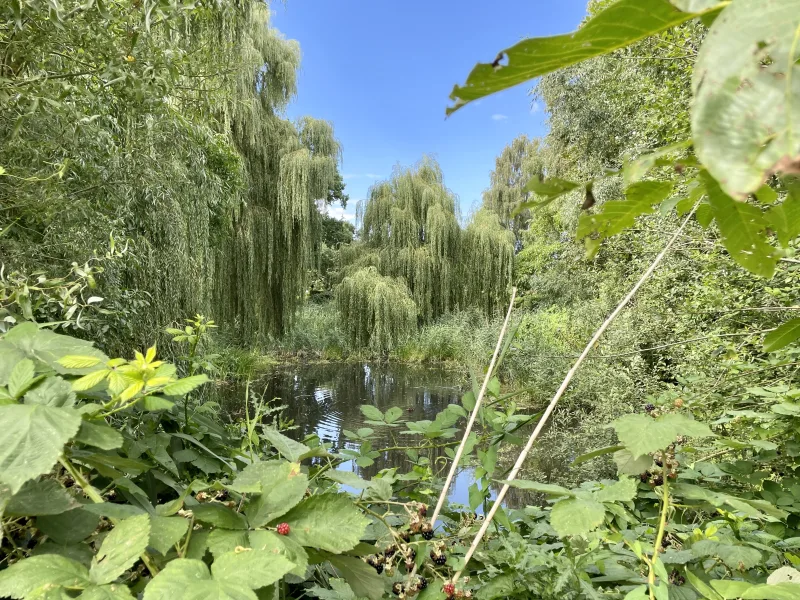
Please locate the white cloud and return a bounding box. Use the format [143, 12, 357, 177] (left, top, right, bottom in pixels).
[343, 173, 381, 180]
[491, 114, 508, 121]
[323, 204, 357, 223]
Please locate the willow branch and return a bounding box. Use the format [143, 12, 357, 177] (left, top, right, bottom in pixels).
[452, 206, 697, 584]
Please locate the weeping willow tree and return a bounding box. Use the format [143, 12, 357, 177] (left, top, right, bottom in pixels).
[336, 158, 514, 349]
[336, 267, 417, 353]
[0, 0, 342, 349]
[482, 135, 545, 241]
[462, 209, 515, 315]
[350, 157, 462, 324]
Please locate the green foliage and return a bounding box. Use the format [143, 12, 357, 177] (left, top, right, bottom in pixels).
[336, 267, 417, 352]
[446, 0, 719, 114]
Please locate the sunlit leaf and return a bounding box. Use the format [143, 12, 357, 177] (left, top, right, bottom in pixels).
[550, 497, 606, 536]
[447, 0, 716, 114]
[764, 319, 800, 352]
[692, 0, 800, 198]
[90, 513, 151, 584]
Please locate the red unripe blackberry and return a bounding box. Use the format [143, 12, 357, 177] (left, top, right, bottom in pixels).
[276, 522, 290, 535]
[443, 583, 455, 598]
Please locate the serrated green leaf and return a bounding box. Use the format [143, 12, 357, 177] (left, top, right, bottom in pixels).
[25, 376, 76, 408]
[79, 584, 135, 600]
[192, 503, 247, 530]
[764, 319, 800, 352]
[550, 497, 606, 536]
[594, 477, 638, 503]
[613, 449, 654, 475]
[447, 0, 712, 114]
[703, 172, 778, 278]
[259, 428, 310, 463]
[248, 530, 309, 578]
[58, 356, 103, 369]
[6, 479, 77, 516]
[276, 494, 369, 553]
[611, 413, 714, 458]
[766, 191, 800, 248]
[324, 470, 370, 490]
[0, 555, 91, 599]
[72, 370, 109, 392]
[37, 508, 101, 545]
[384, 406, 403, 423]
[0, 404, 82, 494]
[148, 516, 189, 555]
[237, 462, 307, 527]
[327, 554, 385, 600]
[75, 421, 123, 450]
[90, 514, 150, 585]
[498, 480, 574, 496]
[307, 578, 361, 600]
[211, 549, 294, 589]
[577, 181, 674, 248]
[161, 374, 208, 396]
[359, 405, 383, 421]
[623, 140, 693, 184]
[141, 396, 174, 411]
[692, 540, 762, 570]
[142, 559, 255, 600]
[206, 529, 248, 559]
[9, 358, 35, 398]
[692, 0, 800, 198]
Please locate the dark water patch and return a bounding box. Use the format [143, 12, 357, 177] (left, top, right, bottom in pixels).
[220, 361, 538, 509]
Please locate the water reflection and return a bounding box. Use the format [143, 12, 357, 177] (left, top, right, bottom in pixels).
[221, 362, 535, 509]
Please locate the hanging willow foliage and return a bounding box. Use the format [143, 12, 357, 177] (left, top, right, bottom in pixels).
[462, 209, 515, 315]
[353, 157, 462, 324]
[482, 135, 545, 240]
[336, 267, 417, 352]
[0, 0, 341, 349]
[338, 158, 515, 345]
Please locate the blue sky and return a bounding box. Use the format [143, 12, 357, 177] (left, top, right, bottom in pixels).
[272, 0, 589, 222]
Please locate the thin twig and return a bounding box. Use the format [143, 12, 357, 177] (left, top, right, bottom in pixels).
[451, 206, 698, 584]
[429, 288, 516, 526]
[408, 288, 516, 583]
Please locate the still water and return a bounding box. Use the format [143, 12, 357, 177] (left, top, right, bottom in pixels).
[223, 362, 516, 509]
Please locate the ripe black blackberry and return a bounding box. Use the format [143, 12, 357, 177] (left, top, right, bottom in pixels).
[421, 523, 434, 540]
[431, 550, 447, 566]
[645, 403, 655, 412]
[408, 548, 416, 562]
[661, 536, 670, 548]
[652, 475, 664, 486]
[385, 545, 397, 558]
[375, 564, 383, 574]
[399, 530, 411, 543]
[392, 583, 405, 596]
[639, 471, 650, 483]
[417, 577, 428, 590]
[655, 458, 663, 467]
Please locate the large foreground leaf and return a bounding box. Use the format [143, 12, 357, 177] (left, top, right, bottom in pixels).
[550, 497, 606, 536]
[446, 0, 720, 114]
[764, 319, 800, 352]
[90, 514, 151, 585]
[692, 0, 800, 198]
[5, 479, 77, 516]
[233, 461, 308, 527]
[277, 494, 370, 553]
[0, 555, 91, 599]
[611, 413, 714, 458]
[703, 173, 779, 278]
[0, 404, 82, 493]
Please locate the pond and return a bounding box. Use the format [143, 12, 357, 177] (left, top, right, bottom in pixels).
[221, 361, 536, 510]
